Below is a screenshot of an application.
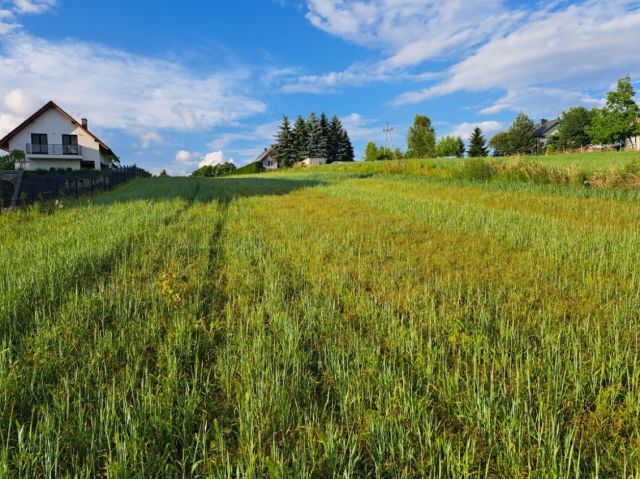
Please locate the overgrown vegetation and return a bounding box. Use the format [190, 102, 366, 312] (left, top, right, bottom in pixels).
[2, 159, 640, 476]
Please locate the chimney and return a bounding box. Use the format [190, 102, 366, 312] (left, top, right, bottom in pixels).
[81, 118, 88, 129]
[540, 118, 548, 125]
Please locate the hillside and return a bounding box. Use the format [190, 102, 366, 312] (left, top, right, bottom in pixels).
[1, 164, 640, 476]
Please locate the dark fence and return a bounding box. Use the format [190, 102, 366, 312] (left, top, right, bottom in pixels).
[16, 166, 151, 206]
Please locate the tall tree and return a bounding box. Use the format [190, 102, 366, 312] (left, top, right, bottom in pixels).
[273, 116, 297, 168]
[364, 141, 379, 161]
[507, 113, 536, 155]
[557, 107, 594, 149]
[338, 130, 355, 162]
[468, 127, 489, 157]
[587, 75, 640, 146]
[327, 115, 343, 163]
[406, 114, 436, 158]
[436, 136, 465, 158]
[307, 112, 323, 158]
[293, 115, 309, 163]
[489, 132, 511, 156]
[317, 113, 330, 159]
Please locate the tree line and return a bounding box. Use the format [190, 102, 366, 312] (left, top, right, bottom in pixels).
[365, 75, 640, 160]
[273, 113, 355, 167]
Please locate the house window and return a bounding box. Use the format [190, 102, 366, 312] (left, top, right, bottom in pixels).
[31, 133, 48, 154]
[62, 135, 79, 155]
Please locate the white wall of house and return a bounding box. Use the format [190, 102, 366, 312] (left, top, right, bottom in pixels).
[628, 136, 640, 151]
[303, 157, 327, 166]
[8, 108, 103, 171]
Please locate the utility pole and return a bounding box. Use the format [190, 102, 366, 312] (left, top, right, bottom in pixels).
[383, 122, 397, 159]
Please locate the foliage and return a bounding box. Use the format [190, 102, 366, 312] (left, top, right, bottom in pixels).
[489, 131, 511, 156]
[273, 116, 297, 168]
[507, 112, 536, 155]
[587, 75, 640, 146]
[231, 160, 263, 175]
[274, 112, 354, 167]
[191, 162, 236, 177]
[159, 169, 169, 177]
[557, 107, 595, 149]
[293, 116, 309, 163]
[468, 127, 489, 157]
[364, 142, 395, 161]
[0, 154, 13, 170]
[406, 114, 436, 158]
[436, 135, 465, 158]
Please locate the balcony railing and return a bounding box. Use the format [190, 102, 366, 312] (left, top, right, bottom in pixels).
[26, 144, 83, 155]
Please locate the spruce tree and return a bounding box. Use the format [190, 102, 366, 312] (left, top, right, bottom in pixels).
[293, 116, 309, 163]
[327, 115, 344, 163]
[338, 130, 354, 162]
[317, 113, 329, 159]
[307, 112, 321, 158]
[468, 127, 488, 157]
[273, 116, 296, 168]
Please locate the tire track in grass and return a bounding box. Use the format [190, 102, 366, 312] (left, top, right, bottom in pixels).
[1, 199, 228, 477]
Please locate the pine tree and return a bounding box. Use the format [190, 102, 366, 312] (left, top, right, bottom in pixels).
[468, 127, 488, 157]
[307, 112, 324, 158]
[327, 115, 344, 163]
[293, 116, 309, 163]
[273, 116, 296, 168]
[338, 130, 354, 162]
[317, 113, 330, 159]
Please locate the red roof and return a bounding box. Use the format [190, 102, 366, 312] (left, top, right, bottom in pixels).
[0, 101, 114, 155]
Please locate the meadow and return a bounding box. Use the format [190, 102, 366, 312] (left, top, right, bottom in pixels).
[1, 154, 640, 477]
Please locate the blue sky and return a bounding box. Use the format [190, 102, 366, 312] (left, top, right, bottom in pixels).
[1, 0, 639, 174]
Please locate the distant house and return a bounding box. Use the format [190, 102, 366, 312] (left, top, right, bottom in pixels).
[302, 157, 327, 166]
[0, 101, 117, 171]
[533, 118, 559, 146]
[255, 147, 277, 170]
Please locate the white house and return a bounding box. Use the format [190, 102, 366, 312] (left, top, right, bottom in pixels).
[255, 147, 278, 170]
[0, 101, 116, 171]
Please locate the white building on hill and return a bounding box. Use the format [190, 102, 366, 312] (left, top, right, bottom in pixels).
[0, 101, 117, 171]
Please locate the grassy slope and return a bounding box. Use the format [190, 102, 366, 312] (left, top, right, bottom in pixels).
[1, 167, 640, 476]
[292, 150, 640, 177]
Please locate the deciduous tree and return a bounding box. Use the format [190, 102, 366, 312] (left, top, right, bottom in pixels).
[406, 114, 436, 158]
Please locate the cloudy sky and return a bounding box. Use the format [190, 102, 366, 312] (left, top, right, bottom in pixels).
[0, 0, 638, 174]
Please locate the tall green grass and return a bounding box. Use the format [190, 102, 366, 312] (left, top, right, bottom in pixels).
[1, 170, 639, 476]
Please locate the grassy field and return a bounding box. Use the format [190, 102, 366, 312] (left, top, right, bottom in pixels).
[1, 156, 640, 477]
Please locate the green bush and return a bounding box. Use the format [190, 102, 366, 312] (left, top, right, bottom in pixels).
[457, 158, 494, 181]
[231, 161, 263, 175]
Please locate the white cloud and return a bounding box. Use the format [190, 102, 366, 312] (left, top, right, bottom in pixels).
[0, 34, 266, 137]
[3, 88, 30, 114]
[392, 0, 640, 107]
[448, 121, 504, 139]
[480, 88, 604, 118]
[200, 151, 234, 168]
[171, 149, 234, 175]
[175, 150, 200, 164]
[340, 113, 385, 141]
[11, 0, 56, 14]
[139, 131, 164, 149]
[305, 0, 512, 64]
[208, 120, 279, 150]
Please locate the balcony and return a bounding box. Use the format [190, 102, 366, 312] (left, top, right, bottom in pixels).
[26, 144, 83, 156]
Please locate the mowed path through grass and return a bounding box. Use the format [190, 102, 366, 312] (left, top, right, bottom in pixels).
[1, 171, 639, 477]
